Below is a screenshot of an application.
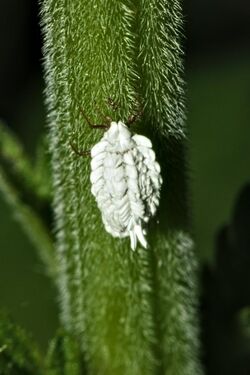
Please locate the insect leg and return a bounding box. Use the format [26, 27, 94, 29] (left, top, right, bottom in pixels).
[107, 97, 120, 111]
[79, 108, 109, 129]
[70, 141, 91, 157]
[93, 102, 112, 125]
[127, 106, 143, 126]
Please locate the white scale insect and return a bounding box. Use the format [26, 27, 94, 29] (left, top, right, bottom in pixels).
[74, 106, 162, 250]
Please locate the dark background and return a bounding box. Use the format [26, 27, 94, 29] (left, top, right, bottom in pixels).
[0, 0, 250, 373]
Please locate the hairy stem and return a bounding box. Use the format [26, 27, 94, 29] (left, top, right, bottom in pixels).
[41, 0, 202, 374]
[137, 1, 202, 373]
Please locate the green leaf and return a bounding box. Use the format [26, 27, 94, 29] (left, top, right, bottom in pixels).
[34, 136, 53, 202]
[0, 122, 56, 277]
[0, 311, 43, 375]
[0, 122, 51, 203]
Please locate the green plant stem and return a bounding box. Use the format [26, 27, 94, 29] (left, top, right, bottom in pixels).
[41, 0, 202, 374]
[137, 1, 202, 373]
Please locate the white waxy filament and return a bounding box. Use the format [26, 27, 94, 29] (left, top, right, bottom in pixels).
[90, 121, 162, 250]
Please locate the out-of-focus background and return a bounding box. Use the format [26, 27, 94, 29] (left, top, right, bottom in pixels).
[0, 0, 58, 351]
[0, 0, 249, 373]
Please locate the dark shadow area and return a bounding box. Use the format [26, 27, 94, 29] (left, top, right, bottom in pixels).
[202, 184, 250, 375]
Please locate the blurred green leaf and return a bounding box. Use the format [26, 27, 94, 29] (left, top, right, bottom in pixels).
[0, 121, 55, 277]
[0, 122, 51, 202]
[0, 311, 43, 375]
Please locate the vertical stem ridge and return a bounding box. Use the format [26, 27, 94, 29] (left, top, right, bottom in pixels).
[137, 0, 203, 374]
[152, 231, 202, 375]
[138, 0, 186, 138]
[41, 0, 76, 328]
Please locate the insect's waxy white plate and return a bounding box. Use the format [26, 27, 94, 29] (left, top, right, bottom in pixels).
[90, 121, 162, 250]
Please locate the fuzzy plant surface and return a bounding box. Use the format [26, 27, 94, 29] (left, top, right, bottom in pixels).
[38, 0, 202, 374]
[39, 0, 202, 374]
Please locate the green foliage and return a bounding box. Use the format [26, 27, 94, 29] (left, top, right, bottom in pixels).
[0, 122, 55, 276]
[0, 122, 51, 202]
[0, 311, 43, 375]
[46, 330, 85, 375]
[40, 0, 202, 374]
[0, 313, 85, 375]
